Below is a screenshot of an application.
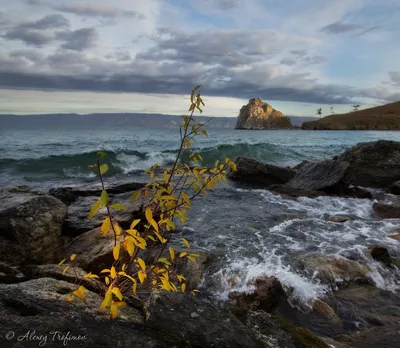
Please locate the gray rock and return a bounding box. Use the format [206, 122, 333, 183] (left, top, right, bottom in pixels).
[296, 254, 371, 287]
[0, 278, 153, 348]
[369, 245, 393, 267]
[338, 140, 400, 188]
[228, 157, 295, 187]
[284, 160, 349, 193]
[62, 227, 121, 274]
[144, 290, 265, 348]
[0, 193, 67, 266]
[63, 191, 147, 236]
[228, 276, 286, 316]
[373, 203, 400, 219]
[389, 180, 400, 195]
[0, 262, 25, 284]
[49, 182, 145, 205]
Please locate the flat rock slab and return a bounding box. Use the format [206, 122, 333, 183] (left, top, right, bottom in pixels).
[285, 160, 349, 192]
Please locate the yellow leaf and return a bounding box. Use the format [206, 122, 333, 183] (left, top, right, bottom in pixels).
[110, 204, 126, 210]
[113, 223, 122, 236]
[110, 266, 117, 279]
[180, 252, 188, 258]
[57, 258, 67, 267]
[111, 287, 123, 301]
[130, 219, 141, 229]
[154, 231, 167, 244]
[100, 289, 113, 312]
[161, 277, 172, 291]
[65, 294, 74, 302]
[132, 278, 137, 294]
[105, 276, 110, 285]
[169, 247, 175, 262]
[181, 283, 186, 292]
[110, 303, 118, 319]
[201, 129, 207, 136]
[130, 190, 141, 203]
[181, 192, 190, 206]
[150, 219, 159, 232]
[101, 190, 108, 207]
[187, 255, 196, 262]
[99, 164, 109, 175]
[83, 272, 99, 279]
[126, 239, 135, 256]
[88, 200, 101, 220]
[70, 254, 77, 261]
[182, 238, 191, 249]
[101, 217, 111, 236]
[62, 265, 70, 275]
[138, 270, 146, 284]
[113, 244, 120, 261]
[177, 275, 186, 283]
[145, 207, 153, 224]
[137, 258, 146, 272]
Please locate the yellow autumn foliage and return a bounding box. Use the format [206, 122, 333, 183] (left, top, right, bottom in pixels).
[58, 86, 236, 319]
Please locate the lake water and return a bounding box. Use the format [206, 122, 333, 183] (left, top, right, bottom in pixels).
[1, 127, 400, 333]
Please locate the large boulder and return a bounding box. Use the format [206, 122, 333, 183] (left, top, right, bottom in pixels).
[369, 245, 393, 267]
[296, 254, 371, 287]
[373, 202, 400, 219]
[144, 291, 265, 348]
[228, 276, 286, 316]
[228, 157, 295, 187]
[0, 192, 67, 266]
[389, 181, 400, 195]
[49, 182, 145, 205]
[63, 191, 146, 236]
[284, 160, 349, 193]
[62, 227, 122, 274]
[338, 140, 400, 188]
[0, 278, 155, 348]
[235, 98, 293, 130]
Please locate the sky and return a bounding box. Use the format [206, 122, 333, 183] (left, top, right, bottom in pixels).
[0, 0, 399, 117]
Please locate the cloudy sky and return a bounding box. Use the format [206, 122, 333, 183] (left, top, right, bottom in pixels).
[0, 0, 399, 116]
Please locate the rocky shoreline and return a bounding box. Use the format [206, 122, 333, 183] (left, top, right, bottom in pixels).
[1, 140, 400, 347]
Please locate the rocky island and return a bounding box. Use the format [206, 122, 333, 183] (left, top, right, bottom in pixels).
[302, 101, 400, 130]
[235, 98, 294, 130]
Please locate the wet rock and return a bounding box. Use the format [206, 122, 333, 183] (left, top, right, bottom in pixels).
[49, 182, 145, 205]
[0, 262, 25, 284]
[337, 324, 400, 348]
[284, 160, 349, 193]
[296, 254, 371, 287]
[369, 245, 393, 267]
[19, 264, 105, 293]
[338, 140, 400, 188]
[62, 227, 122, 274]
[144, 290, 265, 348]
[311, 299, 341, 324]
[228, 157, 295, 187]
[389, 180, 400, 195]
[389, 228, 400, 240]
[326, 215, 353, 223]
[228, 276, 286, 316]
[63, 191, 147, 236]
[0, 278, 154, 348]
[0, 193, 67, 266]
[342, 186, 372, 199]
[269, 185, 332, 198]
[293, 160, 312, 171]
[373, 202, 400, 219]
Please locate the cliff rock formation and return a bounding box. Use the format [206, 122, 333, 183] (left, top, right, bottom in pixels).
[235, 98, 293, 129]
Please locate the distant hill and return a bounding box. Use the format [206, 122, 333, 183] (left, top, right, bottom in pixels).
[0, 113, 313, 130]
[302, 102, 400, 130]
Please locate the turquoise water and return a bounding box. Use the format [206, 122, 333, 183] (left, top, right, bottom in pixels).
[1, 128, 400, 188]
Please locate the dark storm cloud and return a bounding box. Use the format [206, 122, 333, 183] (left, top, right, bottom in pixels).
[19, 14, 69, 30]
[4, 28, 53, 47]
[280, 58, 296, 66]
[320, 21, 381, 35]
[53, 3, 145, 20]
[56, 28, 98, 51]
